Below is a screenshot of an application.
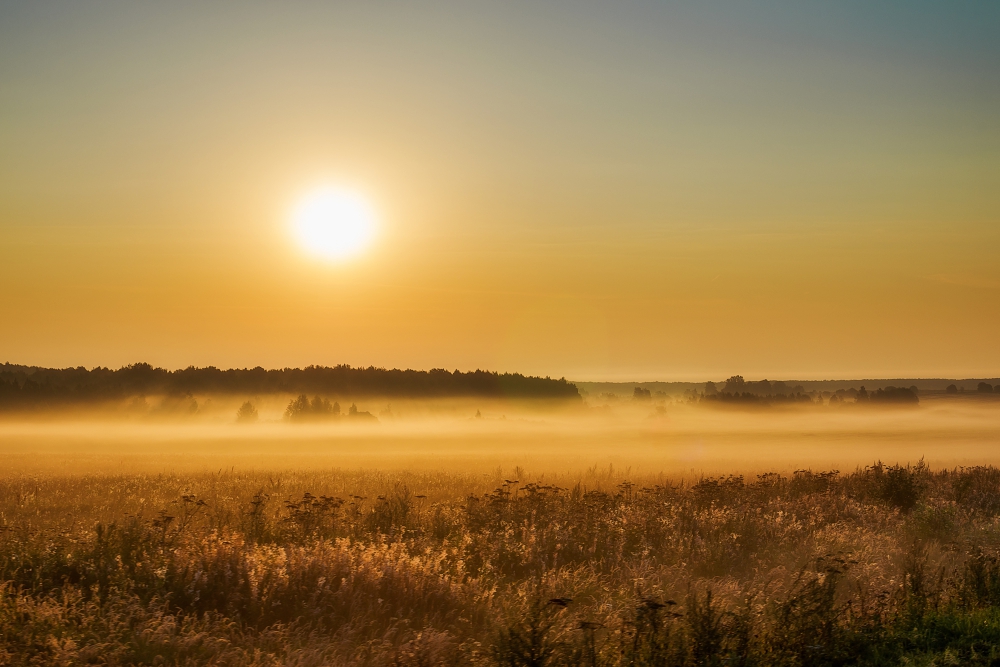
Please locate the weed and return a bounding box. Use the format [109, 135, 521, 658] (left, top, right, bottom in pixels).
[0, 464, 997, 665]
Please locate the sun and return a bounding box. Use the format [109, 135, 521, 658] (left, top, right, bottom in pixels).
[291, 187, 377, 260]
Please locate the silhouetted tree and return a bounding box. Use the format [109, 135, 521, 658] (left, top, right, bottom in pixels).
[978, 382, 994, 393]
[946, 384, 959, 394]
[310, 395, 336, 415]
[236, 401, 258, 423]
[285, 395, 339, 422]
[724, 376, 746, 393]
[284, 395, 310, 421]
[633, 387, 651, 401]
[870, 386, 919, 404]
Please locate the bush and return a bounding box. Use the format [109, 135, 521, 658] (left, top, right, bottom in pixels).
[861, 460, 927, 512]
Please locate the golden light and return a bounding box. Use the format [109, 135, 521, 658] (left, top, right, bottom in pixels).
[291, 187, 377, 260]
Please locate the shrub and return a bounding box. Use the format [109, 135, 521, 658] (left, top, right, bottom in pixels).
[861, 460, 927, 512]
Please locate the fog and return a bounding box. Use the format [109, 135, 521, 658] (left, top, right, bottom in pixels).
[1, 395, 998, 478]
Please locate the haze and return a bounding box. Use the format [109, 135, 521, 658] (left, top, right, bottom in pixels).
[5, 5, 1000, 662]
[1, 396, 998, 479]
[2, 2, 998, 380]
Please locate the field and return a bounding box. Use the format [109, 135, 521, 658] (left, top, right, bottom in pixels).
[6, 0, 998, 663]
[1, 397, 1000, 665]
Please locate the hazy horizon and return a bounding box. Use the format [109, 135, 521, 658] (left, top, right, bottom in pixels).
[4, 359, 1000, 386]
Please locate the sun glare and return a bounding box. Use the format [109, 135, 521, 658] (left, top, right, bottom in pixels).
[291, 187, 376, 260]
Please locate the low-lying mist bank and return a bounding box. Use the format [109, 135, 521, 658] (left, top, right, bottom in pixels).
[0, 397, 996, 477]
[5, 362, 999, 418]
[2, 382, 997, 425]
[579, 376, 1000, 397]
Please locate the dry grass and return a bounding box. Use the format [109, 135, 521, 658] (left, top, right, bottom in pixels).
[2, 463, 1000, 665]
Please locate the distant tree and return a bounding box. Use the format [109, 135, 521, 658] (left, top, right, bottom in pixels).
[236, 401, 258, 423]
[946, 384, 959, 394]
[285, 395, 340, 422]
[632, 387, 651, 401]
[704, 381, 718, 395]
[978, 382, 994, 393]
[724, 376, 746, 393]
[310, 395, 337, 415]
[856, 386, 869, 402]
[871, 386, 919, 404]
[284, 395, 309, 421]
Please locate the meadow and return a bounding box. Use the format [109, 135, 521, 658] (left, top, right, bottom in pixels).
[1, 397, 1000, 665]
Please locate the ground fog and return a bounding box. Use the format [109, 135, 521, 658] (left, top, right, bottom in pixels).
[0, 395, 997, 476]
[1, 398, 1000, 664]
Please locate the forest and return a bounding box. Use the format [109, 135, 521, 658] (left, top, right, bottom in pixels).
[0, 363, 580, 409]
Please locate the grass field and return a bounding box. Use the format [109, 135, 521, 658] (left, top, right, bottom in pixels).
[1, 399, 1000, 665]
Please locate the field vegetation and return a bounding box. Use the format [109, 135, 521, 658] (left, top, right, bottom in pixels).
[3, 462, 1000, 665]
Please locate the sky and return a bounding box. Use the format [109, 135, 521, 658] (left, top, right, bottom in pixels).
[1, 1, 998, 381]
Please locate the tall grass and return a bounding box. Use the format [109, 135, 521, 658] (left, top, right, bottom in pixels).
[2, 462, 1000, 665]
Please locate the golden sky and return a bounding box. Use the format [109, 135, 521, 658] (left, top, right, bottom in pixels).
[1, 2, 998, 380]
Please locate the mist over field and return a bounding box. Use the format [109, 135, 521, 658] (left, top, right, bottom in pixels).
[1, 387, 998, 477]
[2, 365, 999, 664]
[2, 382, 1000, 665]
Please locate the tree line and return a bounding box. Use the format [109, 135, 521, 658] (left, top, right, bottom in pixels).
[700, 376, 920, 406]
[0, 362, 580, 409]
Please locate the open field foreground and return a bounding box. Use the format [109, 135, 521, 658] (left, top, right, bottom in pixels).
[0, 398, 999, 665]
[5, 464, 1000, 665]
